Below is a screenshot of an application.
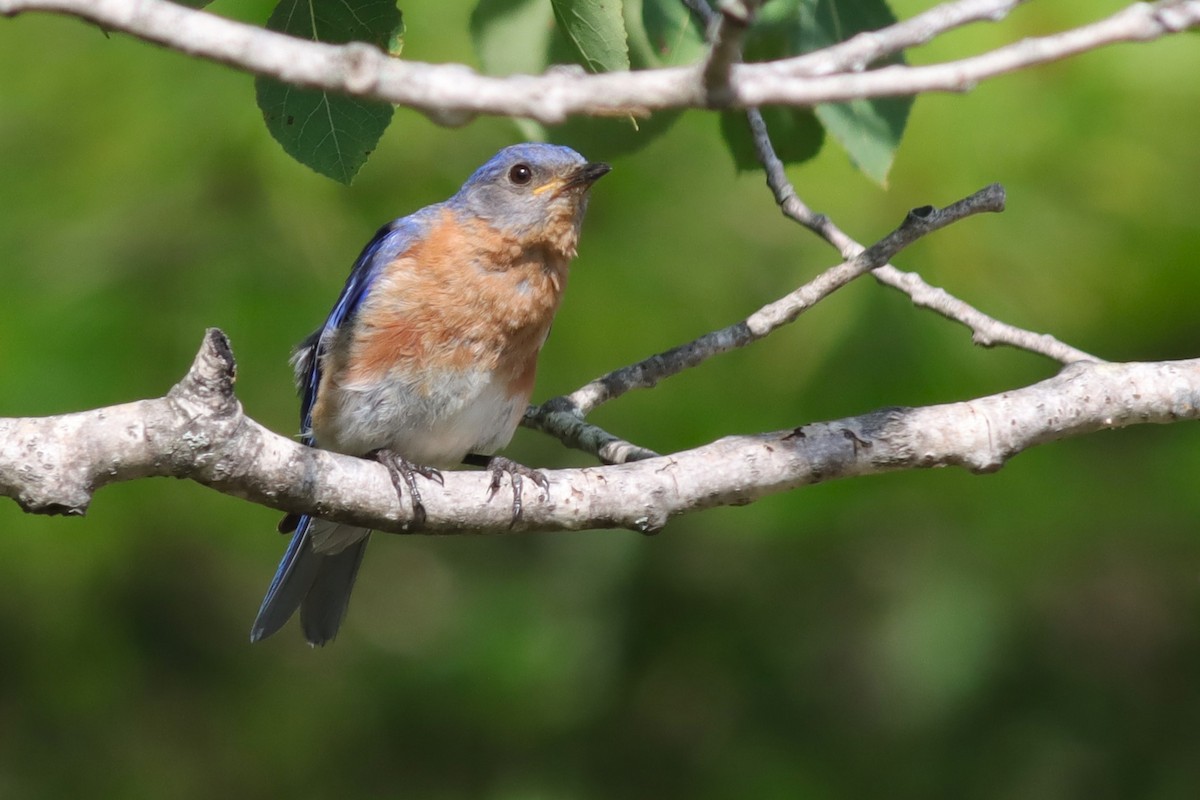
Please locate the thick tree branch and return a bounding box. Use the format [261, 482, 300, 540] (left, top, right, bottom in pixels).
[2, 331, 1196, 535]
[1, 0, 1195, 123]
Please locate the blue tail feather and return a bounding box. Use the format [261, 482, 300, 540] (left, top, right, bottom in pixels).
[251, 515, 369, 645]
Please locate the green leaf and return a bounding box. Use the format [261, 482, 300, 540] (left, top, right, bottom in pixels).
[639, 0, 706, 67]
[795, 0, 911, 184]
[745, 0, 806, 61]
[719, 107, 824, 172]
[263, 0, 405, 52]
[543, 12, 680, 158]
[471, 0, 681, 162]
[793, 0, 892, 52]
[814, 96, 909, 185]
[550, 0, 631, 73]
[255, 0, 403, 184]
[171, 0, 215, 8]
[730, 0, 912, 182]
[256, 86, 395, 185]
[722, 0, 824, 173]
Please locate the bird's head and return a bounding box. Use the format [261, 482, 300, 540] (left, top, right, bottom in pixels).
[452, 143, 610, 256]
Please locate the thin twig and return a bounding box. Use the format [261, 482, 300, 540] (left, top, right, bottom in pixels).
[557, 186, 1005, 417]
[683, 0, 1101, 369]
[737, 1, 1200, 107]
[870, 266, 1099, 361]
[523, 401, 660, 464]
[773, 0, 1029, 76]
[743, 109, 1101, 364]
[715, 0, 1029, 77]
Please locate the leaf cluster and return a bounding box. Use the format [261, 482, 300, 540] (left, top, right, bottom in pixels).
[228, 0, 911, 183]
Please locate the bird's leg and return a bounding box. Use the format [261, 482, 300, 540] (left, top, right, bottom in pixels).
[368, 449, 444, 529]
[463, 453, 550, 525]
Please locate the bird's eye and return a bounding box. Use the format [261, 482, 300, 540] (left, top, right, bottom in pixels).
[508, 163, 533, 185]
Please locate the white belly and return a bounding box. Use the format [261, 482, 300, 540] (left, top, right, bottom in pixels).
[314, 367, 525, 466]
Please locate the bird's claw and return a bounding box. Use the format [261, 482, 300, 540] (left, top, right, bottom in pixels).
[484, 456, 549, 526]
[369, 449, 443, 529]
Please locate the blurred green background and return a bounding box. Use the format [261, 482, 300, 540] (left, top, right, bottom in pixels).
[2, 0, 1199, 797]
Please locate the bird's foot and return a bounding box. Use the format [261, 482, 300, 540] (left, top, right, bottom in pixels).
[368, 449, 444, 529]
[482, 456, 549, 526]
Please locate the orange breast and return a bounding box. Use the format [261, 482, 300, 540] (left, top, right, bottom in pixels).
[343, 208, 571, 398]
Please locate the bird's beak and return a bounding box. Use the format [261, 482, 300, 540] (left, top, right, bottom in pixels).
[533, 162, 612, 197]
[567, 162, 612, 189]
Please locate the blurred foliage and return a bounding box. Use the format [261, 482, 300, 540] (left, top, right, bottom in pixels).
[1, 0, 1200, 797]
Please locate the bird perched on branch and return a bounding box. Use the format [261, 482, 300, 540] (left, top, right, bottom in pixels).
[251, 143, 610, 645]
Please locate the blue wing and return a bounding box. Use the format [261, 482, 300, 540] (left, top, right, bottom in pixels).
[296, 210, 434, 446]
[252, 208, 436, 645]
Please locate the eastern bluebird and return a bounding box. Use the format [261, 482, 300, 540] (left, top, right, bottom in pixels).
[251, 143, 609, 645]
